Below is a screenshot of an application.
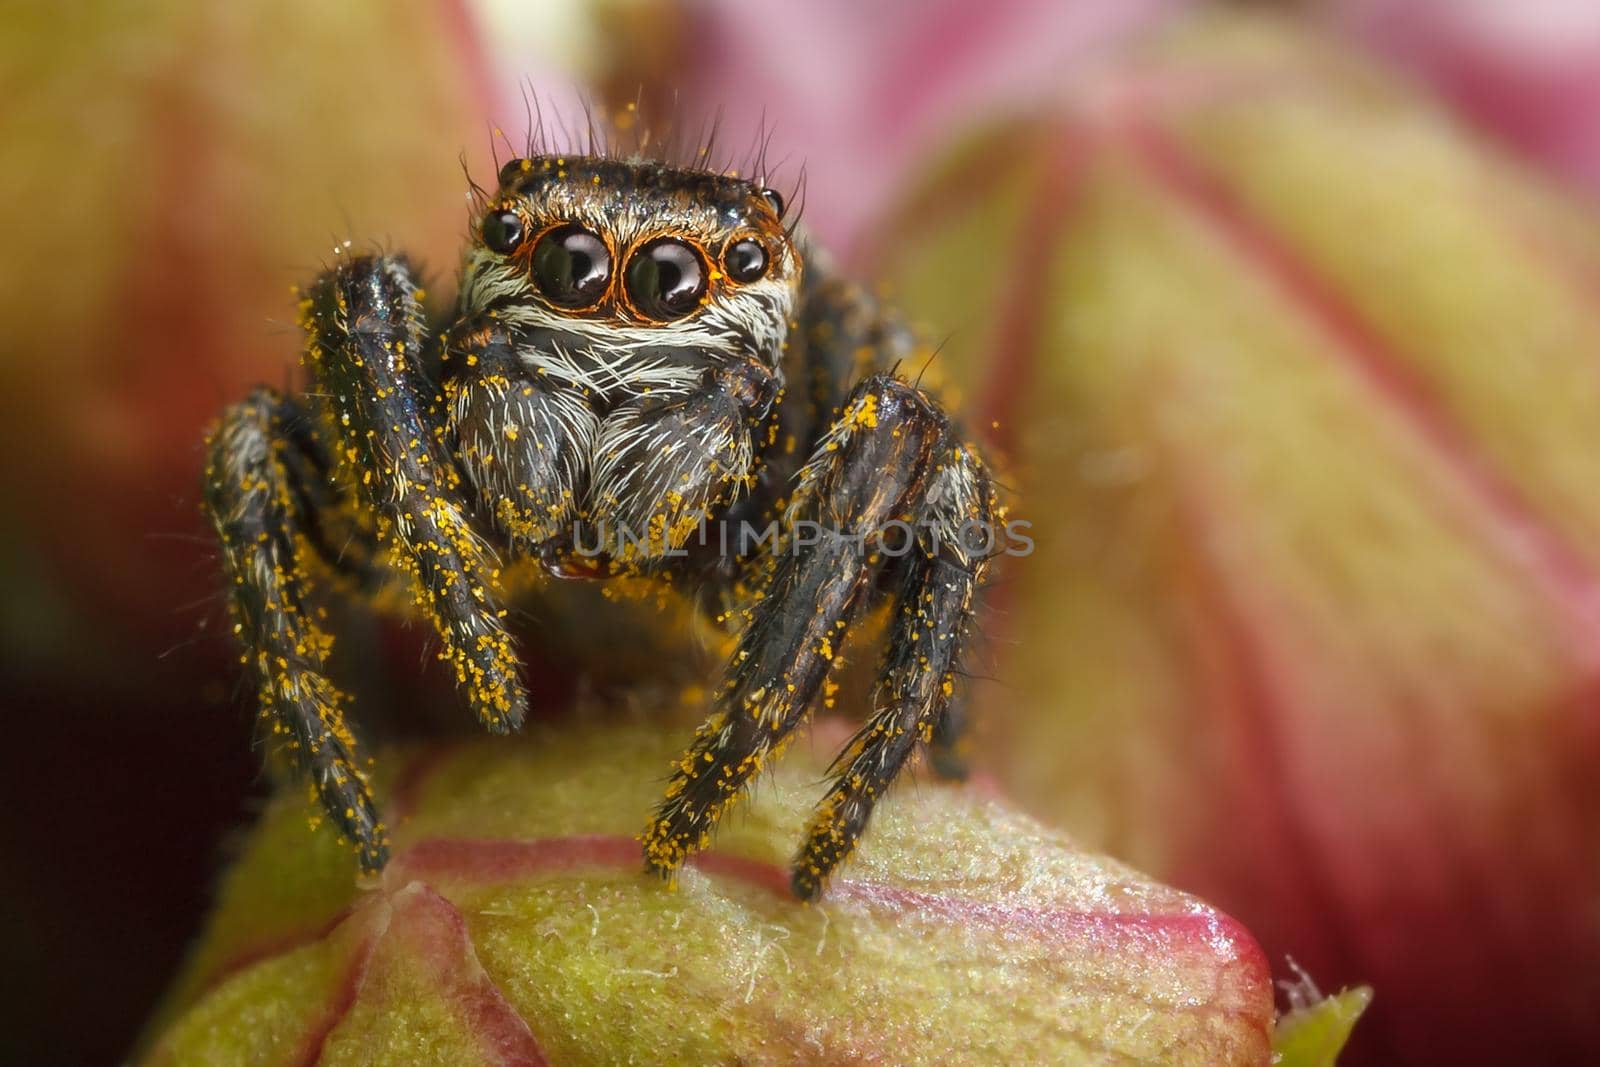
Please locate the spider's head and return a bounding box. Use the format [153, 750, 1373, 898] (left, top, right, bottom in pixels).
[459, 155, 801, 377]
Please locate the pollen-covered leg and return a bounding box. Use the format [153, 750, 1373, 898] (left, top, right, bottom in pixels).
[203, 388, 388, 870]
[794, 424, 997, 898]
[642, 526, 870, 877]
[793, 557, 982, 899]
[641, 374, 947, 881]
[303, 256, 528, 733]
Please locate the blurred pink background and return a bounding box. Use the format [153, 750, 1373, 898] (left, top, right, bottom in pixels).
[6, 1, 1600, 1062]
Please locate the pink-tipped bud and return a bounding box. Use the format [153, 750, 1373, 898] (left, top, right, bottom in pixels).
[138, 722, 1283, 1064]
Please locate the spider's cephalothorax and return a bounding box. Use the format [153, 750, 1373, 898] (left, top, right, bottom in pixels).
[203, 152, 1002, 898]
[450, 156, 801, 571]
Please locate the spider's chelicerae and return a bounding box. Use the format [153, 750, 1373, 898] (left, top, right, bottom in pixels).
[203, 149, 1003, 899]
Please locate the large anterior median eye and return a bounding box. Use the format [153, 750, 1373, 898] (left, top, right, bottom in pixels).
[624, 237, 708, 320]
[530, 223, 612, 308]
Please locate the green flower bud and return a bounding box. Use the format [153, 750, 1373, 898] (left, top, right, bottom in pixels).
[139, 722, 1282, 1065]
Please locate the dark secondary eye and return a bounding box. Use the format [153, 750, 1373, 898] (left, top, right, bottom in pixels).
[724, 238, 768, 283]
[482, 210, 525, 255]
[530, 224, 612, 308]
[625, 237, 708, 320]
[759, 187, 784, 216]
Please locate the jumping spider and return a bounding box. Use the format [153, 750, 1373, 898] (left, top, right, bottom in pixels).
[203, 151, 1001, 899]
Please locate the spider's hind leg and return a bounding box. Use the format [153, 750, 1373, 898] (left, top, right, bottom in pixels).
[203, 388, 388, 870]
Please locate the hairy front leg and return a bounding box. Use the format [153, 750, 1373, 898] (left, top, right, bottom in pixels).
[794, 441, 994, 897]
[301, 255, 527, 732]
[642, 374, 953, 887]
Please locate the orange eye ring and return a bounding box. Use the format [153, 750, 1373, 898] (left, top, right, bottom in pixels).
[622, 236, 710, 321]
[528, 222, 613, 310]
[722, 234, 769, 284]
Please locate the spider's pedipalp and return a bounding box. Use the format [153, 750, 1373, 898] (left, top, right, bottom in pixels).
[589, 362, 772, 562]
[448, 329, 597, 550]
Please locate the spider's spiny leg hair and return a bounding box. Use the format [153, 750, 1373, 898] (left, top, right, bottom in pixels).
[300, 254, 528, 733]
[641, 374, 944, 882]
[202, 388, 388, 870]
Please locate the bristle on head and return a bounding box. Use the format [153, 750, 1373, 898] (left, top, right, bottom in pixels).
[463, 84, 804, 230]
